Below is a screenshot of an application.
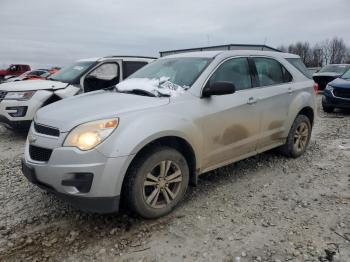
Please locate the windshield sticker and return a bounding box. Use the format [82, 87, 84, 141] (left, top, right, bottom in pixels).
[73, 66, 84, 71]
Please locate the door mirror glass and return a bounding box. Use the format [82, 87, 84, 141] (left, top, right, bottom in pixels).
[88, 63, 119, 81]
[202, 81, 236, 97]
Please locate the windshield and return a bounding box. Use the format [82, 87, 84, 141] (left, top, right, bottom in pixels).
[318, 65, 349, 74]
[48, 61, 96, 83]
[286, 58, 312, 79]
[129, 57, 211, 87]
[341, 69, 350, 79]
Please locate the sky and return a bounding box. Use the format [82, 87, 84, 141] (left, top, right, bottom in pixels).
[0, 0, 349, 69]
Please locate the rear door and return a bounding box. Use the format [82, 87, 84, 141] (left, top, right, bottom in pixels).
[250, 56, 294, 151]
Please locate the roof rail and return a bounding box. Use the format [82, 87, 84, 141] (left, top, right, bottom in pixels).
[102, 55, 157, 60]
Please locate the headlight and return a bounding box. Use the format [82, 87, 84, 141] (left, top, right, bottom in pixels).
[63, 118, 119, 151]
[325, 85, 334, 91]
[4, 91, 35, 100]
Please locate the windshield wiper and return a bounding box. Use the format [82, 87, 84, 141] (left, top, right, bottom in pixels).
[115, 88, 159, 97]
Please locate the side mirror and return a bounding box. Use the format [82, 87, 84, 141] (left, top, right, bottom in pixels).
[202, 81, 236, 97]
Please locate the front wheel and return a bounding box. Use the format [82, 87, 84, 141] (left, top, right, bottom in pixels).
[124, 147, 189, 218]
[279, 115, 312, 158]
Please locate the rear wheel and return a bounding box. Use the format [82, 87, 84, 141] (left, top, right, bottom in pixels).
[124, 147, 189, 218]
[279, 115, 312, 158]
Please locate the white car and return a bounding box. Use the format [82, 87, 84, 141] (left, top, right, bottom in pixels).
[0, 56, 155, 129]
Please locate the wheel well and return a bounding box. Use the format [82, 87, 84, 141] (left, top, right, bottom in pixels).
[41, 94, 61, 107]
[298, 107, 314, 126]
[122, 136, 197, 194]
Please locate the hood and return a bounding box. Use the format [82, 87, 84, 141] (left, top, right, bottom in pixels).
[35, 90, 170, 132]
[0, 79, 68, 91]
[329, 77, 350, 89]
[313, 72, 342, 78]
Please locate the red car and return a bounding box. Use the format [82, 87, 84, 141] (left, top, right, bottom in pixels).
[0, 64, 31, 82]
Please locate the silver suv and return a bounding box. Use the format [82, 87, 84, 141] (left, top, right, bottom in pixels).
[22, 50, 316, 218]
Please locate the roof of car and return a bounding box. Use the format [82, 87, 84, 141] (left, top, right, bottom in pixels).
[77, 56, 156, 62]
[162, 50, 300, 59]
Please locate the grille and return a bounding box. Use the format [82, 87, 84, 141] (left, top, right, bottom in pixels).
[334, 88, 350, 99]
[29, 145, 52, 162]
[0, 90, 7, 102]
[34, 123, 60, 137]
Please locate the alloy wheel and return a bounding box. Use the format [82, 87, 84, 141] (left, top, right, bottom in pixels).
[293, 122, 309, 153]
[143, 160, 183, 209]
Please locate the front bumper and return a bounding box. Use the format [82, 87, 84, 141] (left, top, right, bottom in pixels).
[22, 126, 135, 213]
[323, 90, 350, 109]
[0, 90, 53, 125]
[22, 158, 120, 213]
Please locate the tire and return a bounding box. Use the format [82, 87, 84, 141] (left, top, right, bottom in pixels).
[322, 104, 335, 113]
[124, 147, 189, 218]
[322, 97, 335, 113]
[279, 115, 312, 158]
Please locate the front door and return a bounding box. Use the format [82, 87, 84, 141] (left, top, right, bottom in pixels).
[200, 57, 260, 170]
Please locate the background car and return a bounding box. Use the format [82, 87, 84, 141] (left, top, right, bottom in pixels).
[313, 64, 350, 91]
[322, 68, 350, 112]
[0, 56, 155, 129]
[5, 69, 50, 82]
[0, 64, 31, 82]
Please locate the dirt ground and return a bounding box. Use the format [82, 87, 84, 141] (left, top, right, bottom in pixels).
[0, 96, 349, 262]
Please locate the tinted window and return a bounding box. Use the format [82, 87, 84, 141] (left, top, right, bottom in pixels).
[123, 61, 148, 78]
[286, 58, 312, 79]
[209, 57, 252, 91]
[254, 57, 291, 86]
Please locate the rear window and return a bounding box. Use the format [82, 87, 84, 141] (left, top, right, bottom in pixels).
[318, 64, 349, 74]
[286, 58, 312, 79]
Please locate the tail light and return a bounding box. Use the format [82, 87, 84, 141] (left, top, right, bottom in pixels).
[313, 82, 319, 95]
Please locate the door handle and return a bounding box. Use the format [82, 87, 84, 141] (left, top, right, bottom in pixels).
[247, 97, 258, 105]
[288, 87, 294, 94]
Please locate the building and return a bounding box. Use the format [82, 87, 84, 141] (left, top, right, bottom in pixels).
[159, 44, 281, 57]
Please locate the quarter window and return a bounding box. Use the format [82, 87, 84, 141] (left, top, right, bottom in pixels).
[253, 57, 292, 86]
[209, 58, 252, 91]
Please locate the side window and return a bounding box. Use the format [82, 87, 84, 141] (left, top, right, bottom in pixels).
[89, 63, 119, 80]
[253, 57, 292, 86]
[209, 57, 252, 91]
[123, 61, 148, 78]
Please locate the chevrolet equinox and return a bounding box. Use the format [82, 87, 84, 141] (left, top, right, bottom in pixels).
[22, 50, 316, 218]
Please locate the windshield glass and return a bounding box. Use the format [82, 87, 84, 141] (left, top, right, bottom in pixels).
[119, 57, 211, 97]
[49, 61, 96, 83]
[129, 57, 211, 87]
[318, 65, 349, 74]
[341, 69, 350, 79]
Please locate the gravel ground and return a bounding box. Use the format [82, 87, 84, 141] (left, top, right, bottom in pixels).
[0, 96, 349, 262]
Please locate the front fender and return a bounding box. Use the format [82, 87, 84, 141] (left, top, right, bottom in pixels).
[96, 112, 204, 167]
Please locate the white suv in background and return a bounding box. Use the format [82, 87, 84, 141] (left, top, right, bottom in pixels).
[0, 56, 155, 129]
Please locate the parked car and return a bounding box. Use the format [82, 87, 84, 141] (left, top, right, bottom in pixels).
[5, 69, 49, 82]
[307, 67, 321, 75]
[0, 56, 155, 129]
[0, 64, 31, 82]
[21, 50, 316, 218]
[313, 64, 350, 91]
[322, 68, 350, 112]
